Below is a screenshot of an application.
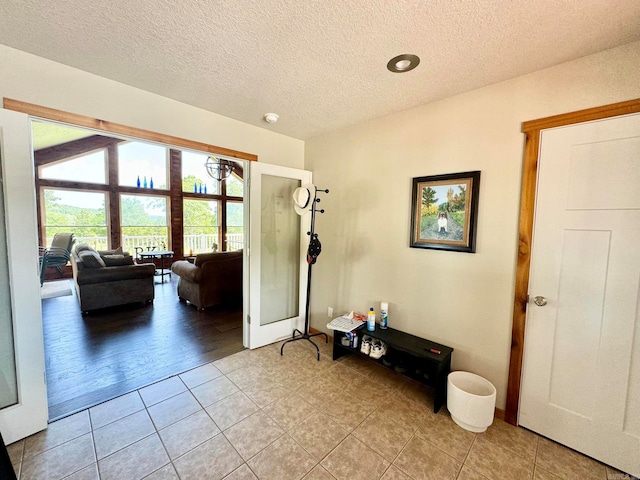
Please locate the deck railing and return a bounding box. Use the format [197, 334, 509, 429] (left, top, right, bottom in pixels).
[48, 232, 244, 255]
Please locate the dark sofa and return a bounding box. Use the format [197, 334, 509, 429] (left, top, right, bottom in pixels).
[171, 250, 242, 310]
[70, 245, 156, 313]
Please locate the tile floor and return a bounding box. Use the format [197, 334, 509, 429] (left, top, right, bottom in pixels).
[6, 339, 636, 480]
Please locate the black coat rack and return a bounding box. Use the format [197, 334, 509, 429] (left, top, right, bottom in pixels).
[280, 187, 329, 361]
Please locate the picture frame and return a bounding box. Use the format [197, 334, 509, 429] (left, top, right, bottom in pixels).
[410, 171, 481, 253]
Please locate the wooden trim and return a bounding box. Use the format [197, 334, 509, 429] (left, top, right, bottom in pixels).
[169, 149, 183, 258]
[506, 98, 640, 426]
[3, 98, 258, 162]
[495, 408, 505, 421]
[522, 98, 640, 133]
[34, 135, 124, 166]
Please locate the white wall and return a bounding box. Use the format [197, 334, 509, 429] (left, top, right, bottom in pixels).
[305, 41, 640, 409]
[0, 45, 304, 168]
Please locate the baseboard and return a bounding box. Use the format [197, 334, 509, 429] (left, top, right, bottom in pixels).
[495, 407, 505, 421]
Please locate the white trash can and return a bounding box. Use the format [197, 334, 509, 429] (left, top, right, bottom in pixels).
[447, 371, 496, 433]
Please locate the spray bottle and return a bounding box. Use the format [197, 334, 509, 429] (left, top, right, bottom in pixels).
[380, 302, 388, 329]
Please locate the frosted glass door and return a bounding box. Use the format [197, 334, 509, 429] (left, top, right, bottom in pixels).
[0, 155, 18, 410]
[260, 175, 301, 325]
[248, 162, 311, 348]
[0, 110, 48, 445]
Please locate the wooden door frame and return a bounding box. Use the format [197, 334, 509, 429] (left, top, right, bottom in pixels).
[505, 98, 640, 425]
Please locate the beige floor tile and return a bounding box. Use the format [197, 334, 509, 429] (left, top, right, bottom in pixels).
[223, 411, 285, 460]
[297, 375, 376, 430]
[64, 463, 100, 480]
[206, 391, 260, 431]
[397, 379, 436, 410]
[223, 463, 258, 479]
[93, 409, 156, 459]
[477, 419, 538, 462]
[321, 435, 390, 480]
[300, 336, 333, 357]
[535, 437, 607, 480]
[143, 463, 180, 479]
[353, 408, 415, 463]
[465, 436, 533, 480]
[381, 465, 413, 480]
[376, 394, 429, 432]
[291, 412, 349, 462]
[263, 393, 315, 431]
[213, 349, 252, 374]
[241, 380, 291, 408]
[7, 439, 24, 466]
[179, 362, 223, 389]
[226, 366, 270, 390]
[269, 367, 315, 391]
[98, 434, 169, 480]
[10, 460, 20, 478]
[191, 375, 240, 407]
[24, 410, 91, 459]
[303, 464, 336, 480]
[532, 465, 562, 479]
[89, 391, 145, 430]
[173, 434, 243, 480]
[457, 466, 491, 480]
[415, 410, 475, 461]
[393, 435, 461, 480]
[147, 390, 202, 430]
[605, 466, 638, 480]
[158, 410, 220, 460]
[247, 434, 317, 480]
[21, 433, 95, 480]
[139, 377, 187, 407]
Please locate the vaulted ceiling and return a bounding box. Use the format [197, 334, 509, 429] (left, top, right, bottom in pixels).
[1, 0, 639, 140]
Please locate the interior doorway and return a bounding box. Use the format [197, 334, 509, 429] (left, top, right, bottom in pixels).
[32, 119, 247, 420]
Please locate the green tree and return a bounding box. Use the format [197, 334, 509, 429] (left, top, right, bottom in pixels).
[422, 187, 438, 208]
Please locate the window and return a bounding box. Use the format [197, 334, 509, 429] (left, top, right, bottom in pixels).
[182, 151, 220, 195]
[226, 172, 244, 197]
[120, 194, 169, 253]
[40, 150, 107, 184]
[42, 189, 108, 249]
[226, 201, 244, 251]
[118, 141, 168, 189]
[183, 199, 219, 254]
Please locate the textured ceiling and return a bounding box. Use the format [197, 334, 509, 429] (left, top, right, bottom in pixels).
[1, 0, 639, 140]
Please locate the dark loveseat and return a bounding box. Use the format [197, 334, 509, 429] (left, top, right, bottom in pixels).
[70, 245, 156, 313]
[171, 250, 242, 310]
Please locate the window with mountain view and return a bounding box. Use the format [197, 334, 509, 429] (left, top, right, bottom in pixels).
[42, 189, 108, 249]
[120, 194, 169, 253]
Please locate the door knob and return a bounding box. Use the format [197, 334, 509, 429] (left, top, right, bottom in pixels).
[532, 296, 547, 307]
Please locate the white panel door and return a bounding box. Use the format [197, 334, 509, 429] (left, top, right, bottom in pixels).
[247, 162, 311, 348]
[520, 113, 640, 476]
[0, 110, 48, 444]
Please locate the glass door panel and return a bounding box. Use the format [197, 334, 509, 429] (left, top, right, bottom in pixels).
[0, 154, 18, 410]
[260, 175, 300, 326]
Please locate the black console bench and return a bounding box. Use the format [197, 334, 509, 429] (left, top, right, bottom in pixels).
[332, 326, 453, 413]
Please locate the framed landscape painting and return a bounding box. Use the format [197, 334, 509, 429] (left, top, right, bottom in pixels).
[410, 171, 481, 253]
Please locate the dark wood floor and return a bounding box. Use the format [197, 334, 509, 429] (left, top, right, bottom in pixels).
[41, 276, 244, 421]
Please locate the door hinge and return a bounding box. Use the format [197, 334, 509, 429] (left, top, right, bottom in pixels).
[247, 315, 251, 324]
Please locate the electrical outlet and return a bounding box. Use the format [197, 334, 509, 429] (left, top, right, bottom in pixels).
[328, 306, 333, 318]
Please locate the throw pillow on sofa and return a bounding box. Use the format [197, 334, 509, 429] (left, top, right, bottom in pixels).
[99, 246, 124, 256]
[102, 255, 135, 267]
[78, 250, 106, 268]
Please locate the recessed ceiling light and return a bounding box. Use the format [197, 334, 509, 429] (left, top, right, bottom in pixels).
[387, 54, 420, 73]
[263, 113, 279, 123]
